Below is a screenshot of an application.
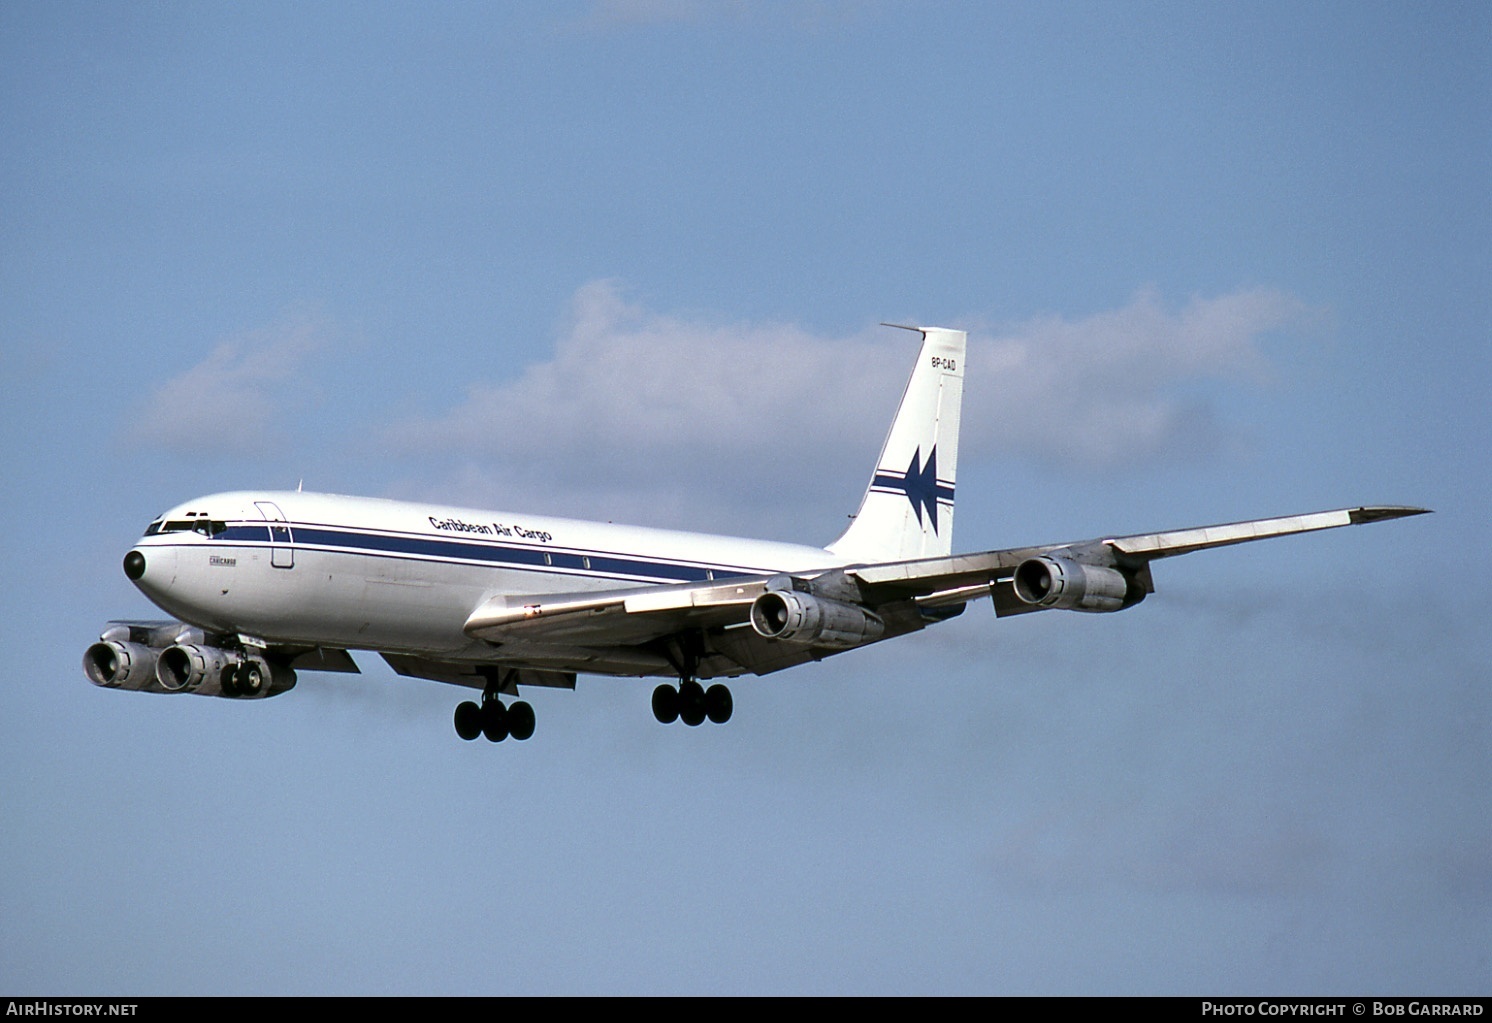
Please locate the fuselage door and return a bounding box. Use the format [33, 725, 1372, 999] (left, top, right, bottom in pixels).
[254, 501, 295, 569]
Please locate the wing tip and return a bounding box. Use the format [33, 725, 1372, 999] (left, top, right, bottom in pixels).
[1349, 505, 1433, 524]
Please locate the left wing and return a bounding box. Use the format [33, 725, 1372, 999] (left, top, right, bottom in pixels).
[850, 505, 1430, 605]
[459, 506, 1429, 671]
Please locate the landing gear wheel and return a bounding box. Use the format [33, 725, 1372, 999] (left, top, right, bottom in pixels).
[705, 684, 733, 724]
[454, 701, 483, 741]
[481, 700, 509, 742]
[220, 663, 243, 697]
[238, 661, 266, 697]
[507, 701, 535, 741]
[679, 680, 706, 727]
[652, 684, 680, 724]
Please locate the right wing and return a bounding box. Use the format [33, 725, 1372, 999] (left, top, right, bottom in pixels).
[848, 505, 1431, 614]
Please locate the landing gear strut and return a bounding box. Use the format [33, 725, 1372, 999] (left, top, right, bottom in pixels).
[454, 670, 534, 743]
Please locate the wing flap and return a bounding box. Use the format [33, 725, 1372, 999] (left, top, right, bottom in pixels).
[381, 653, 576, 691]
[463, 576, 771, 645]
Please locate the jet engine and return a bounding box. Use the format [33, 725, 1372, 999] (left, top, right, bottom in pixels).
[1011, 556, 1140, 613]
[749, 590, 885, 648]
[156, 643, 232, 694]
[156, 644, 295, 698]
[84, 640, 169, 693]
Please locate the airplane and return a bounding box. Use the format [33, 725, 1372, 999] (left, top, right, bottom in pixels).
[84, 324, 1428, 743]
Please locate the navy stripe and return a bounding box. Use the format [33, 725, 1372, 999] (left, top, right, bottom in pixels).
[220, 525, 271, 542]
[870, 483, 956, 500]
[295, 527, 715, 582]
[191, 522, 761, 583]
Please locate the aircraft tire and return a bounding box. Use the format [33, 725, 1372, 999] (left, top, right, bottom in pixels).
[239, 661, 266, 697]
[705, 684, 733, 724]
[508, 701, 536, 741]
[481, 700, 509, 743]
[652, 684, 679, 724]
[454, 701, 483, 741]
[679, 681, 706, 727]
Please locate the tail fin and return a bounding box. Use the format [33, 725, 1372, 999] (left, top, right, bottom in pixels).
[827, 325, 966, 563]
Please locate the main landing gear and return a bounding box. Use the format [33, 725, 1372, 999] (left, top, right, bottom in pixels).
[651, 633, 732, 726]
[651, 680, 732, 726]
[454, 674, 534, 743]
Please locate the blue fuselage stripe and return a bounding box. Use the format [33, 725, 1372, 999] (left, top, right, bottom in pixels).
[174, 522, 758, 583]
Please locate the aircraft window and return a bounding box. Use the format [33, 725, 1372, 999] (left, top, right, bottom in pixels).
[143, 521, 163, 536]
[153, 519, 226, 535]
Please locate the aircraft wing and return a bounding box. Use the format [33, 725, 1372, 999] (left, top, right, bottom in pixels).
[851, 505, 1430, 593]
[462, 506, 1428, 649]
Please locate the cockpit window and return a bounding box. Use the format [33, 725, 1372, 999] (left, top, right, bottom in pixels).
[146, 518, 228, 537]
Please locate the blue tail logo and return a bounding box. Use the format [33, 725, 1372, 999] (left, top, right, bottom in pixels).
[870, 446, 955, 534]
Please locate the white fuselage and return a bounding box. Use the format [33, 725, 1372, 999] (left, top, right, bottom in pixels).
[129, 491, 844, 662]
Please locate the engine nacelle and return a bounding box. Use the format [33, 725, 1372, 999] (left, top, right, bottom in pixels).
[156, 644, 296, 698]
[1011, 556, 1138, 613]
[84, 641, 168, 692]
[156, 643, 231, 694]
[749, 590, 885, 648]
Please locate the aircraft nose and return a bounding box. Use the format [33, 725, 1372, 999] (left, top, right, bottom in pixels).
[123, 549, 146, 581]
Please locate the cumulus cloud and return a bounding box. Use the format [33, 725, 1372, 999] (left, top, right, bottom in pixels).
[386, 280, 1324, 531]
[384, 280, 906, 531]
[127, 312, 330, 457]
[974, 287, 1323, 466]
[397, 280, 897, 465]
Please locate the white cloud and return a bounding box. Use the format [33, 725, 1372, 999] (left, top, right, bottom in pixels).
[385, 280, 1324, 532]
[384, 280, 904, 532]
[127, 312, 330, 457]
[973, 286, 1323, 466]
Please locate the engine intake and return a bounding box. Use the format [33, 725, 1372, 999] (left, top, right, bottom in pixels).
[1012, 556, 1137, 613]
[84, 641, 168, 692]
[749, 590, 885, 648]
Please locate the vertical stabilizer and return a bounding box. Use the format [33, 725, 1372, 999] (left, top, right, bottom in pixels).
[827, 325, 966, 563]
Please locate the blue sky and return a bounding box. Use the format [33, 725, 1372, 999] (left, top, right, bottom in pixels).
[2, 1, 1487, 995]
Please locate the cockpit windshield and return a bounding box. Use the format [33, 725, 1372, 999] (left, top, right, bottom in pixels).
[143, 516, 227, 537]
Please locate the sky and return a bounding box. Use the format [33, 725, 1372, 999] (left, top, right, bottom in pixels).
[2, 0, 1488, 996]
